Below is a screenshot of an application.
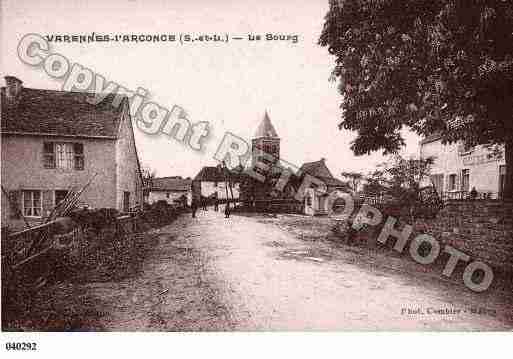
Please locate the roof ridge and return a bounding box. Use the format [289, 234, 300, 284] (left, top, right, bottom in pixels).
[2, 86, 128, 99]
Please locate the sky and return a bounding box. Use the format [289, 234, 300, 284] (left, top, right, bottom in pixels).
[1, 0, 421, 179]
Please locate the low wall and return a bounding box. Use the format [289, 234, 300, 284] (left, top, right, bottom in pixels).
[338, 200, 513, 289]
[235, 199, 303, 214]
[413, 201, 513, 271]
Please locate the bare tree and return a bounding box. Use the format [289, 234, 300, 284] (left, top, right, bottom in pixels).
[141, 164, 157, 198]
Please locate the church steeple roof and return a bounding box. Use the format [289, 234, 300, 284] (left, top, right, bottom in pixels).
[254, 110, 279, 139]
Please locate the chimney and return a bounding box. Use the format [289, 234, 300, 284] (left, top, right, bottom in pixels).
[320, 157, 326, 163]
[4, 76, 23, 99]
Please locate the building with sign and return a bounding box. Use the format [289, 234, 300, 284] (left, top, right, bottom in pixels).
[420, 134, 507, 199]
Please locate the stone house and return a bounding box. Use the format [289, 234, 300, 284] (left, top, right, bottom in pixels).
[147, 176, 192, 207]
[1, 76, 143, 230]
[419, 133, 507, 199]
[299, 158, 349, 216]
[192, 166, 241, 202]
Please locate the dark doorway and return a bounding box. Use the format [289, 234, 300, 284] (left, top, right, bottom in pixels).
[123, 191, 130, 212]
[499, 165, 507, 199]
[461, 169, 470, 193]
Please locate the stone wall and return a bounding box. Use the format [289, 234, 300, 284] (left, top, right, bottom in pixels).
[413, 201, 513, 271]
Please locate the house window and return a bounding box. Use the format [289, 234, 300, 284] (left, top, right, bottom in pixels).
[22, 190, 42, 217]
[56, 143, 74, 169]
[43, 142, 84, 170]
[430, 174, 444, 197]
[461, 169, 470, 192]
[448, 174, 457, 191]
[306, 195, 312, 207]
[166, 192, 170, 198]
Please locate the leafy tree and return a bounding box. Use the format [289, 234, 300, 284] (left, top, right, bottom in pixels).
[385, 155, 439, 220]
[362, 155, 437, 219]
[341, 171, 364, 192]
[384, 155, 435, 201]
[362, 168, 387, 195]
[319, 0, 513, 199]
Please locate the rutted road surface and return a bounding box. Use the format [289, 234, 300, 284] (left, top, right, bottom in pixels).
[97, 210, 513, 331]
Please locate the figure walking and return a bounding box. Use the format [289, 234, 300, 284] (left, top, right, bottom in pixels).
[191, 200, 197, 218]
[224, 202, 231, 218]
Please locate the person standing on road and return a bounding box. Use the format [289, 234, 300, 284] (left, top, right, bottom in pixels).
[191, 200, 198, 218]
[224, 201, 231, 218]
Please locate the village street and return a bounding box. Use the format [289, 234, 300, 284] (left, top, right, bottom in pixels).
[82, 209, 513, 331]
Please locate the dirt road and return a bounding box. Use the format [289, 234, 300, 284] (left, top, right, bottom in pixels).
[94, 210, 513, 331]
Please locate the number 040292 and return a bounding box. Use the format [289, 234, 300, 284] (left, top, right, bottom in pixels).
[5, 342, 38, 351]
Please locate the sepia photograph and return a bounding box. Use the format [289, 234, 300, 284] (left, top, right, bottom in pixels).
[1, 0, 512, 356]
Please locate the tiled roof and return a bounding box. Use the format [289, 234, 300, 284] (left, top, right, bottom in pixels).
[1, 87, 126, 138]
[151, 177, 192, 191]
[193, 166, 245, 182]
[299, 159, 334, 178]
[254, 110, 279, 138]
[299, 159, 348, 189]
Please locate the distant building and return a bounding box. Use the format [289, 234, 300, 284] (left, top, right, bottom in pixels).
[193, 110, 348, 214]
[242, 110, 289, 200]
[299, 158, 349, 215]
[1, 76, 143, 229]
[250, 111, 348, 215]
[420, 133, 507, 199]
[147, 176, 192, 207]
[192, 166, 241, 202]
[246, 111, 349, 215]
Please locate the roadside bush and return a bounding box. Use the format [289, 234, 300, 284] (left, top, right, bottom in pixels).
[141, 201, 182, 227]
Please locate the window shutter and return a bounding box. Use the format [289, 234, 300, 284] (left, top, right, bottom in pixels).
[42, 190, 54, 218]
[43, 142, 56, 168]
[8, 190, 21, 219]
[73, 143, 84, 170]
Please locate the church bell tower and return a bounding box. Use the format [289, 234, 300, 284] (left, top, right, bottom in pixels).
[252, 110, 280, 167]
